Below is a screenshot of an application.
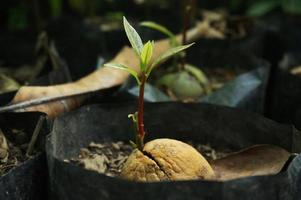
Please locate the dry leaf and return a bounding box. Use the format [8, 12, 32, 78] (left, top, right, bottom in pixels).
[0, 74, 20, 94]
[79, 154, 109, 174]
[0, 129, 8, 163]
[291, 65, 301, 76]
[211, 144, 290, 181]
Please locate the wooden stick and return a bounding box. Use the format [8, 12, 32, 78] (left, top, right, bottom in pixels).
[26, 115, 45, 157]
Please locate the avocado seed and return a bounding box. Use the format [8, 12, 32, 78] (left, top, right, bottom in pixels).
[120, 138, 215, 182]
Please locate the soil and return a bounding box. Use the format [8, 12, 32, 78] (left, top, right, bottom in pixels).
[187, 141, 232, 162]
[0, 128, 35, 176]
[68, 142, 133, 177]
[68, 141, 231, 177]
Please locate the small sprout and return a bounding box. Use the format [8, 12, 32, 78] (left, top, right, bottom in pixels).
[129, 140, 137, 149]
[105, 17, 193, 150]
[128, 113, 137, 123]
[105, 17, 215, 182]
[140, 40, 154, 70]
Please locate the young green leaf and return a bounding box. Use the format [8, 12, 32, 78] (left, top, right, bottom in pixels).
[141, 21, 178, 46]
[146, 43, 194, 76]
[140, 41, 154, 70]
[104, 63, 141, 85]
[123, 17, 143, 55]
[140, 21, 175, 39]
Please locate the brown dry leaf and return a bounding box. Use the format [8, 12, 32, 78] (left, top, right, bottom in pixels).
[0, 129, 8, 163]
[197, 20, 225, 39]
[199, 10, 250, 39]
[80, 153, 109, 174]
[211, 144, 290, 181]
[69, 142, 133, 177]
[0, 74, 20, 94]
[290, 65, 301, 76]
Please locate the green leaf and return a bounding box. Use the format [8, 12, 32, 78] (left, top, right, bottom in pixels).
[123, 17, 143, 55]
[140, 41, 154, 70]
[184, 64, 209, 85]
[140, 21, 175, 38]
[246, 1, 280, 17]
[104, 63, 141, 85]
[128, 112, 137, 122]
[141, 21, 178, 46]
[147, 43, 194, 76]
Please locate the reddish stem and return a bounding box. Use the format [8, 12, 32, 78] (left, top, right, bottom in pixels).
[136, 73, 146, 150]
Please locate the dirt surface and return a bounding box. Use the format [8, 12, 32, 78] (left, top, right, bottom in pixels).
[69, 141, 231, 177]
[187, 141, 232, 162]
[0, 128, 33, 176]
[68, 142, 133, 177]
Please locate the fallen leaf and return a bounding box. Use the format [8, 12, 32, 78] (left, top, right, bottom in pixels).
[211, 144, 290, 181]
[0, 129, 8, 163]
[291, 65, 301, 76]
[0, 74, 20, 94]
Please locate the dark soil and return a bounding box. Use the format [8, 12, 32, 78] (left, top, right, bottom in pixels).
[187, 141, 232, 162]
[68, 141, 231, 177]
[68, 142, 133, 177]
[0, 128, 35, 176]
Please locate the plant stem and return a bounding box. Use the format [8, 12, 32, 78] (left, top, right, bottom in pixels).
[136, 74, 146, 150]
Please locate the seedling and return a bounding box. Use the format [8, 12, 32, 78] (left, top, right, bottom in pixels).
[105, 17, 216, 182]
[141, 20, 211, 101]
[105, 17, 193, 150]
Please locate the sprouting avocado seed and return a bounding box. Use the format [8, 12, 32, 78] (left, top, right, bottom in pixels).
[120, 138, 215, 182]
[157, 72, 205, 100]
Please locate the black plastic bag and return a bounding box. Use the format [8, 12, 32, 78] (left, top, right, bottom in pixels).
[120, 49, 270, 113]
[0, 112, 49, 200]
[46, 16, 111, 81]
[258, 14, 301, 68]
[0, 32, 72, 106]
[47, 102, 301, 200]
[267, 52, 301, 130]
